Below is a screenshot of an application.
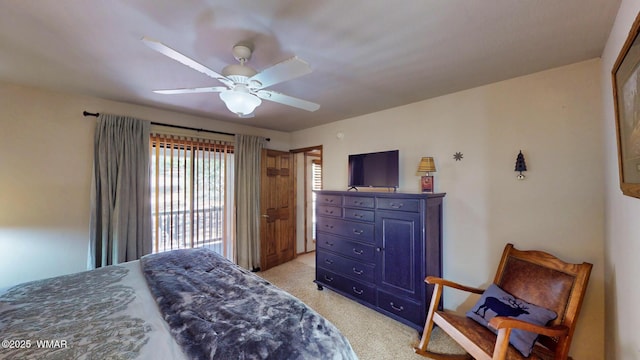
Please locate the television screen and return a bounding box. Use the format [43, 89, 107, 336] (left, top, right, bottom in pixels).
[348, 150, 399, 188]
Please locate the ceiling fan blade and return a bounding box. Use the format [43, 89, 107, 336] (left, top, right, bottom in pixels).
[142, 37, 233, 87]
[153, 86, 228, 95]
[249, 56, 312, 89]
[256, 90, 320, 112]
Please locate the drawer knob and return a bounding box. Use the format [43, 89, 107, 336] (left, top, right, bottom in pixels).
[352, 287, 364, 295]
[324, 259, 334, 265]
[325, 241, 334, 247]
[353, 248, 364, 255]
[352, 229, 364, 235]
[390, 202, 404, 208]
[324, 275, 334, 282]
[390, 302, 404, 312]
[352, 267, 363, 275]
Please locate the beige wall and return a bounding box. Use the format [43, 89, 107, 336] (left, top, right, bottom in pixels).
[0, 82, 290, 289]
[292, 59, 605, 359]
[601, 0, 640, 358]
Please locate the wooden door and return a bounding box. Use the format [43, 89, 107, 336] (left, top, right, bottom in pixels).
[260, 149, 295, 270]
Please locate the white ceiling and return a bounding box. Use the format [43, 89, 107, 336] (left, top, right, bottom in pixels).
[0, 0, 620, 132]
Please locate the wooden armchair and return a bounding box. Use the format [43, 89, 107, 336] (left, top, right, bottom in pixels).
[414, 243, 592, 360]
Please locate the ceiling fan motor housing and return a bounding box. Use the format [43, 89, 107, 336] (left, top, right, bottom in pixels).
[222, 64, 257, 84]
[223, 43, 257, 84]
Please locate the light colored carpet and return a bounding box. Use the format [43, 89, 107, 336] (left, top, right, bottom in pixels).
[257, 252, 466, 360]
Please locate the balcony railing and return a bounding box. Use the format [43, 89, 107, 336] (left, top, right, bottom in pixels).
[152, 206, 225, 254]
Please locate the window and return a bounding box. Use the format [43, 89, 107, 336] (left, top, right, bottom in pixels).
[311, 159, 322, 240]
[312, 159, 322, 190]
[150, 133, 235, 259]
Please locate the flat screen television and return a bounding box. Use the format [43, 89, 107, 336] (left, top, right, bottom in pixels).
[348, 150, 399, 189]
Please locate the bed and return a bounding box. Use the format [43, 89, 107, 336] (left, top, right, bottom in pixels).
[0, 248, 358, 359]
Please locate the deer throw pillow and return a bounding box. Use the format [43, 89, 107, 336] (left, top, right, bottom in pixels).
[466, 283, 557, 357]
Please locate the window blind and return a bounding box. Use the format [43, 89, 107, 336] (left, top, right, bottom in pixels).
[150, 133, 235, 259]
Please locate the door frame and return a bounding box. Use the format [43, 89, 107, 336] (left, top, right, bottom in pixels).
[290, 145, 323, 254]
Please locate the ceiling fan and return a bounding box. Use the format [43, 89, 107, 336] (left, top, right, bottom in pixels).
[142, 37, 320, 117]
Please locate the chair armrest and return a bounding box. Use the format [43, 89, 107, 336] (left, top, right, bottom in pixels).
[488, 317, 570, 338]
[425, 276, 485, 294]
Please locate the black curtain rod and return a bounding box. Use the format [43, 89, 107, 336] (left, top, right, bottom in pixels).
[83, 111, 269, 141]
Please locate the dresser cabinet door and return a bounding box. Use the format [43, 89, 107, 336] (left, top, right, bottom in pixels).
[375, 210, 423, 300]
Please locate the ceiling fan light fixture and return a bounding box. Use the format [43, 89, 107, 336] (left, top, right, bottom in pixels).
[219, 86, 262, 116]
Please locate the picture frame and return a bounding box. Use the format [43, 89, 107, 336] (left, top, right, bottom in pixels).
[612, 11, 640, 199]
[421, 175, 434, 193]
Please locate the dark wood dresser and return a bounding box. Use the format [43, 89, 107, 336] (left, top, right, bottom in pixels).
[314, 190, 445, 331]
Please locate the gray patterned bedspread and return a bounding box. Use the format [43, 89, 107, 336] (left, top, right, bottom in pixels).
[141, 248, 358, 360]
[0, 266, 151, 360]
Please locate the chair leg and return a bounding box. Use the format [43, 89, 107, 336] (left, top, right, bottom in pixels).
[492, 328, 512, 360]
[415, 284, 471, 360]
[415, 283, 442, 354]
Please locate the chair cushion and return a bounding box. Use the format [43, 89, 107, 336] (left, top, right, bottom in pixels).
[466, 283, 557, 357]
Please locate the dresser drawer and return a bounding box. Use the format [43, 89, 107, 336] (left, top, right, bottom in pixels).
[317, 250, 375, 283]
[317, 233, 376, 263]
[376, 198, 420, 212]
[343, 195, 375, 208]
[316, 194, 342, 206]
[317, 205, 342, 218]
[377, 290, 422, 325]
[316, 217, 374, 243]
[344, 208, 374, 222]
[317, 268, 375, 304]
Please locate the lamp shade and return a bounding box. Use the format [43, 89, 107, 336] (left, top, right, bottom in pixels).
[417, 157, 436, 173]
[219, 86, 262, 116]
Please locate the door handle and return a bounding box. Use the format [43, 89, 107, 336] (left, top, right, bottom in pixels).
[261, 214, 269, 218]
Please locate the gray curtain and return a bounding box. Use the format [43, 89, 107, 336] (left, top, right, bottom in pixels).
[88, 114, 151, 268]
[234, 134, 265, 270]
